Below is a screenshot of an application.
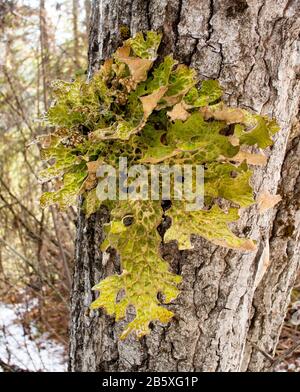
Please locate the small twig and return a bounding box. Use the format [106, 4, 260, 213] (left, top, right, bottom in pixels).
[0, 358, 28, 372]
[0, 237, 68, 306]
[250, 339, 300, 369]
[250, 342, 274, 362]
[50, 206, 72, 289]
[271, 340, 300, 368]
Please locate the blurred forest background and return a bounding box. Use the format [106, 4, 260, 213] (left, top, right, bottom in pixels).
[0, 0, 299, 372]
[0, 0, 89, 371]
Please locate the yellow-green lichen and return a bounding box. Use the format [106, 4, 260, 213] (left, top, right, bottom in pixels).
[39, 31, 279, 339]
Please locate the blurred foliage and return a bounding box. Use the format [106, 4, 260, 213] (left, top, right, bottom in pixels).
[0, 0, 89, 359]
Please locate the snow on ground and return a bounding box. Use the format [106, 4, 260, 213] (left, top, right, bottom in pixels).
[0, 302, 67, 372]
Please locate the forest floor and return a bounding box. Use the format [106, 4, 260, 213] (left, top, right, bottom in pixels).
[0, 299, 67, 372]
[0, 276, 299, 372]
[274, 271, 300, 372]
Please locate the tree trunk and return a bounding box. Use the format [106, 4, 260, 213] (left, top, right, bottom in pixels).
[72, 0, 80, 68]
[39, 0, 50, 110]
[84, 0, 91, 37]
[69, 0, 300, 372]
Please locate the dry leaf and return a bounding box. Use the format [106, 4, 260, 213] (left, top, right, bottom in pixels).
[115, 45, 131, 58]
[117, 57, 153, 84]
[167, 101, 190, 121]
[228, 135, 240, 146]
[158, 95, 183, 108]
[140, 87, 168, 119]
[86, 160, 102, 173]
[241, 239, 257, 251]
[101, 58, 113, 75]
[200, 105, 245, 124]
[54, 179, 63, 190]
[213, 238, 257, 252]
[80, 160, 103, 192]
[257, 190, 282, 212]
[233, 150, 267, 166]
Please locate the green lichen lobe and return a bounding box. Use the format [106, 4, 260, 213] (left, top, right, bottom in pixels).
[39, 31, 279, 339]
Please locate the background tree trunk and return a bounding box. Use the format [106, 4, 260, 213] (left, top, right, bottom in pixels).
[72, 0, 80, 69]
[69, 0, 300, 372]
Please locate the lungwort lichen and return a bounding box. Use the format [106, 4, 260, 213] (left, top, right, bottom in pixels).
[39, 31, 279, 339]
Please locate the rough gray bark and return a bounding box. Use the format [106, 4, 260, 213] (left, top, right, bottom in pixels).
[69, 0, 300, 372]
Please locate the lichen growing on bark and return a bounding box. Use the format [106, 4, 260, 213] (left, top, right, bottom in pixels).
[39, 31, 279, 339]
